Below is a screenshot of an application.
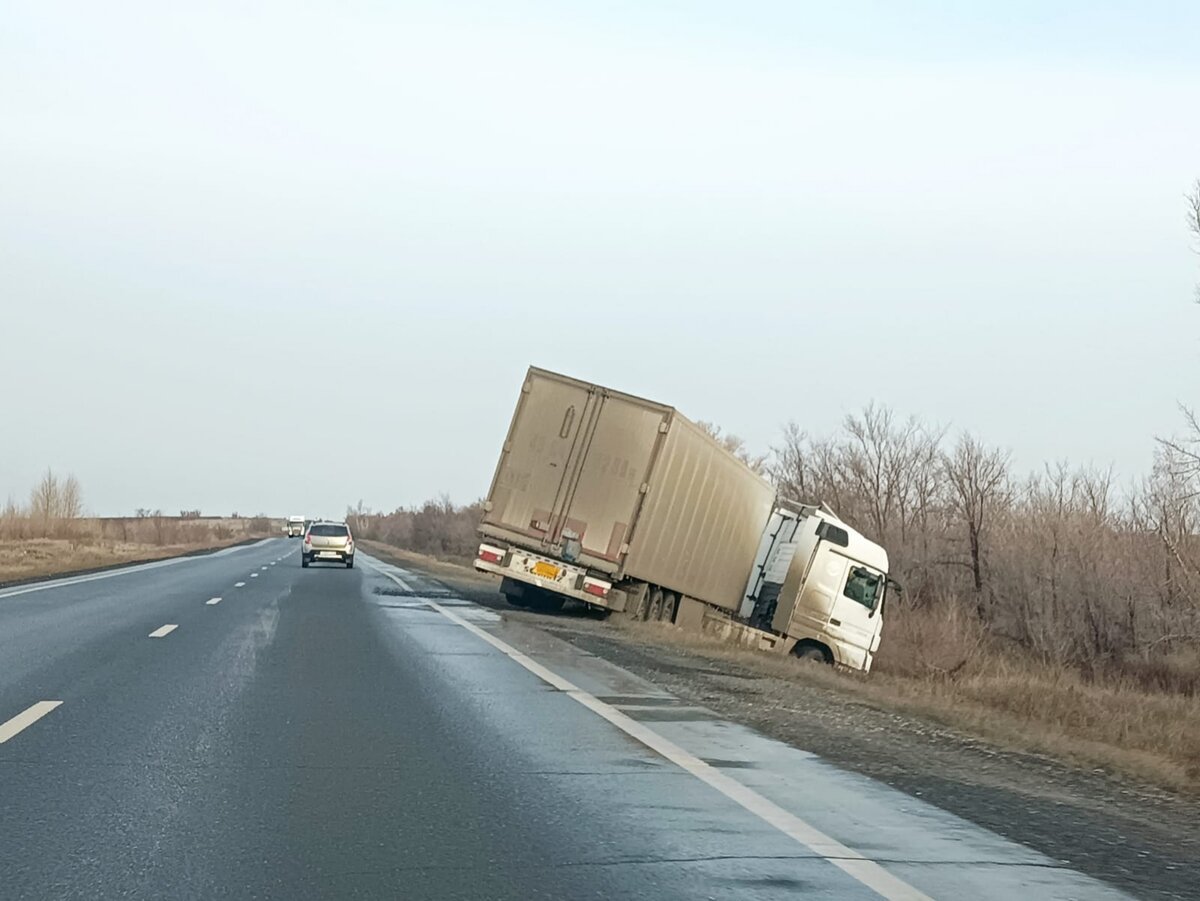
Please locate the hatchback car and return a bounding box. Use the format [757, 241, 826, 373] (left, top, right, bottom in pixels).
[301, 521, 355, 568]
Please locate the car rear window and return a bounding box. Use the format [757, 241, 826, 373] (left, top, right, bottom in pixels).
[309, 524, 349, 537]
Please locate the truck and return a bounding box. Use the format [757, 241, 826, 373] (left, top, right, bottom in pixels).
[285, 515, 307, 538]
[473, 367, 890, 672]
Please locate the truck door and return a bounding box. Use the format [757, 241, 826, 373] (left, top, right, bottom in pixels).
[829, 560, 885, 670]
[742, 510, 801, 625]
[552, 392, 668, 564]
[482, 372, 599, 547]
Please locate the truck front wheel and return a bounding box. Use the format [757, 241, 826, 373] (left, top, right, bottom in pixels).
[792, 642, 832, 665]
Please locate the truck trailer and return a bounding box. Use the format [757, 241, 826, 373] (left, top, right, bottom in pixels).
[474, 367, 889, 672]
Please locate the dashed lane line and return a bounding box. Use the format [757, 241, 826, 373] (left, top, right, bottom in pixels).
[0, 701, 63, 744]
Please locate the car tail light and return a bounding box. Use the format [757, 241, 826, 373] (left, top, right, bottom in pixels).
[304, 533, 311, 544]
[477, 544, 504, 564]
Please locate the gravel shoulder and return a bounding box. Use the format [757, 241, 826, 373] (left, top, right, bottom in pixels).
[366, 543, 1200, 901]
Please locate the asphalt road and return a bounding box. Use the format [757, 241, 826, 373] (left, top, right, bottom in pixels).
[0, 539, 1137, 900]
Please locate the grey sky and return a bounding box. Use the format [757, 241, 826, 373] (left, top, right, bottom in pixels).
[3, 1, 1199, 517]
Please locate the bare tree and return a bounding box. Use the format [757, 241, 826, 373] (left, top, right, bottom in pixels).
[770, 422, 809, 498]
[696, 420, 768, 475]
[59, 475, 83, 520]
[28, 469, 60, 537]
[1188, 178, 1200, 302]
[943, 434, 1010, 615]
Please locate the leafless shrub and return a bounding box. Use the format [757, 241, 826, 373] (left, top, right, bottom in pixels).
[349, 495, 484, 562]
[696, 421, 769, 474]
[874, 596, 984, 679]
[773, 404, 1200, 680]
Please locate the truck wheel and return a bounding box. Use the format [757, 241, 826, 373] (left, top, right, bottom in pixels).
[500, 577, 532, 608]
[532, 593, 565, 614]
[792, 642, 830, 664]
[647, 588, 664, 621]
[660, 591, 679, 623]
[503, 589, 532, 608]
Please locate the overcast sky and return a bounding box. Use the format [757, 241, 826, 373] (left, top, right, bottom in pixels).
[2, 1, 1199, 517]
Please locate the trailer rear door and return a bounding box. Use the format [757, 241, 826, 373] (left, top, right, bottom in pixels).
[553, 391, 669, 564]
[481, 371, 599, 547]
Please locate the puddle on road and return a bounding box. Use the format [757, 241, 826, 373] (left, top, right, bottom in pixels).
[700, 758, 758, 769]
[623, 707, 721, 723]
[372, 586, 453, 598]
[597, 694, 682, 708]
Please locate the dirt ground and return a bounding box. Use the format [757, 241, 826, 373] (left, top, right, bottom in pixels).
[364, 542, 1200, 901]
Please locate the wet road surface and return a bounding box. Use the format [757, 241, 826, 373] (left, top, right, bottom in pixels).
[0, 540, 1136, 899]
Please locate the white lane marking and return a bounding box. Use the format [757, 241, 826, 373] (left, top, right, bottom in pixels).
[234, 582, 246, 587]
[269, 562, 276, 566]
[0, 701, 63, 744]
[250, 573, 258, 578]
[0, 538, 291, 600]
[369, 563, 932, 901]
[206, 597, 222, 606]
[261, 566, 268, 570]
[148, 624, 178, 638]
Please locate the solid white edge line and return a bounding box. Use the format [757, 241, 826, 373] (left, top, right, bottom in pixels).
[368, 562, 932, 901]
[206, 597, 222, 605]
[148, 624, 178, 638]
[0, 700, 63, 744]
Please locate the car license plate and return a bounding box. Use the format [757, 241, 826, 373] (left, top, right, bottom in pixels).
[532, 561, 560, 580]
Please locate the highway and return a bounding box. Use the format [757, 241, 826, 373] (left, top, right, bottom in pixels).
[0, 539, 1134, 900]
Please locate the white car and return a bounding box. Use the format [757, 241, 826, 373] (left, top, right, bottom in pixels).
[301, 521, 355, 568]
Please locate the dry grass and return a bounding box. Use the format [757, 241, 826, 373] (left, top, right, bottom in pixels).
[0, 517, 276, 584]
[605, 613, 1200, 795]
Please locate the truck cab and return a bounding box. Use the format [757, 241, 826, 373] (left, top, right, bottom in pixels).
[743, 506, 887, 672]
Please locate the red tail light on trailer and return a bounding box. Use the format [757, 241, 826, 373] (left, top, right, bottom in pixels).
[582, 578, 610, 598]
[477, 544, 504, 564]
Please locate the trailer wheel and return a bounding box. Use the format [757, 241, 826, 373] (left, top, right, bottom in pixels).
[660, 591, 679, 623]
[531, 592, 565, 614]
[647, 588, 664, 621]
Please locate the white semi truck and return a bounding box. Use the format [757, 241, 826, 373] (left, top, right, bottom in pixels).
[474, 368, 890, 672]
[285, 515, 307, 538]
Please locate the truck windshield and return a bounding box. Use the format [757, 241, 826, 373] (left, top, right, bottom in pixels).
[843, 566, 882, 611]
